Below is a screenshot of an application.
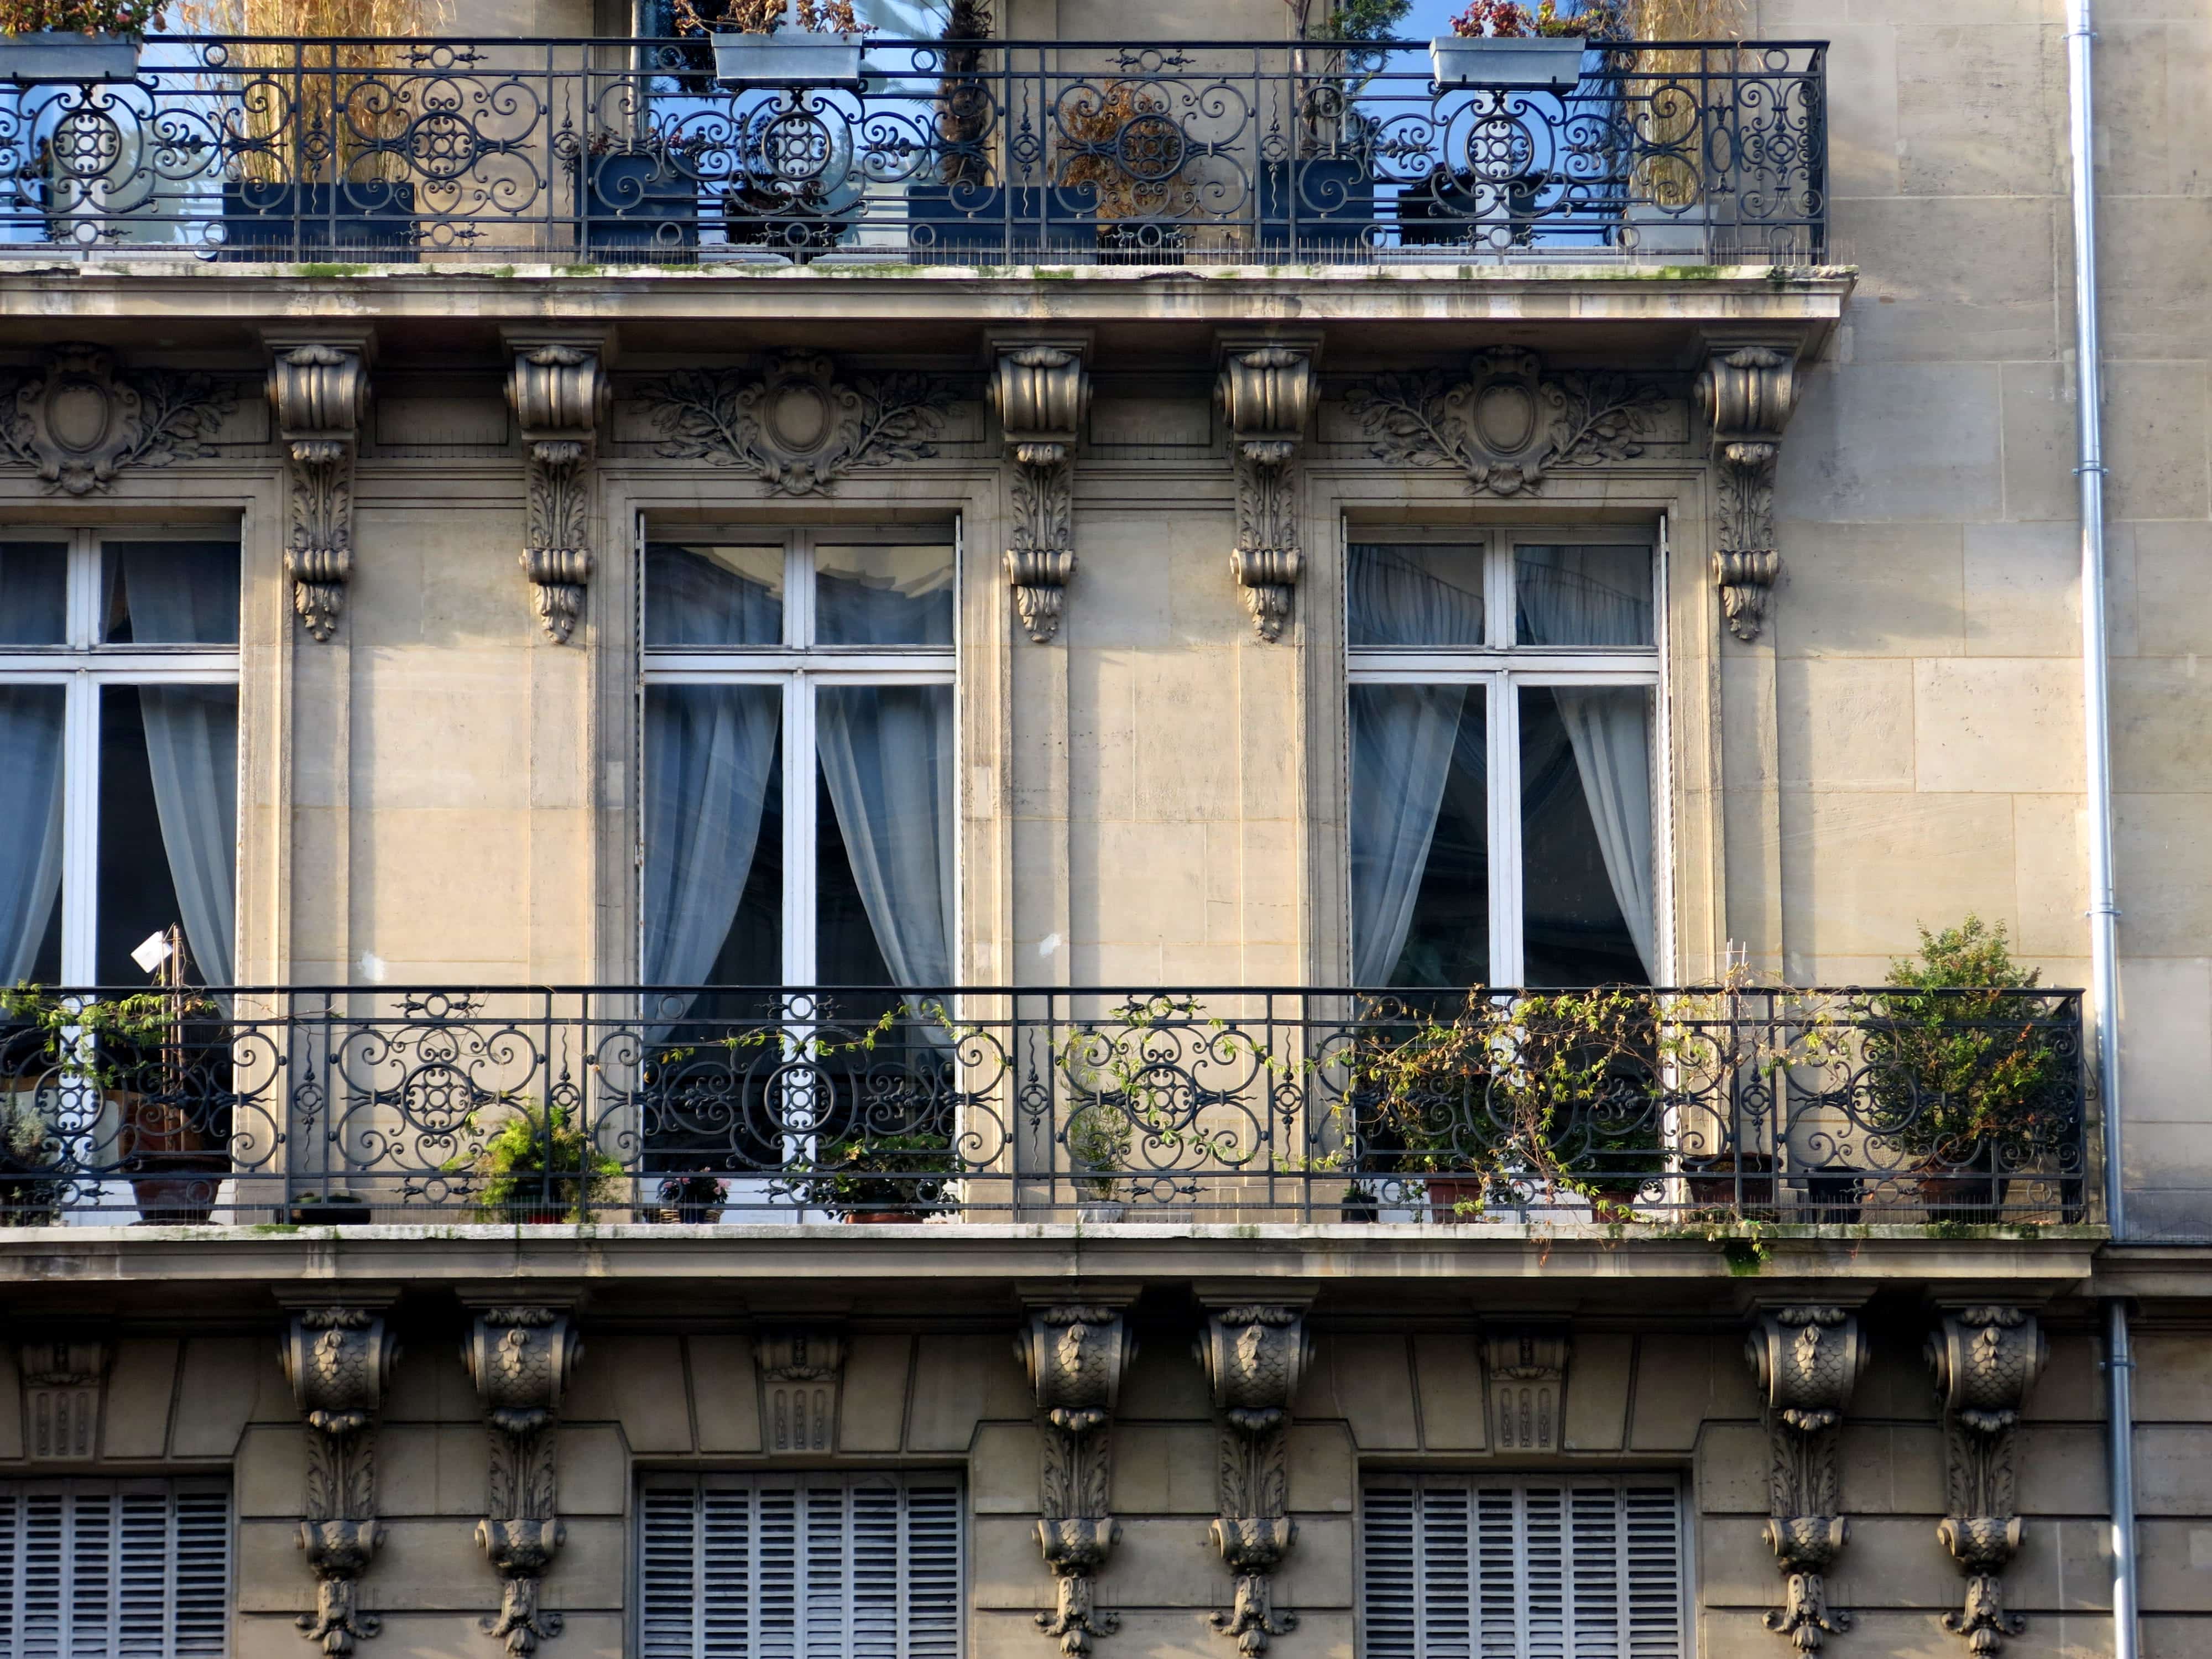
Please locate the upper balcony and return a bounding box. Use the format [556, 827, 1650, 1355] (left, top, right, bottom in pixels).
[0, 34, 1827, 270]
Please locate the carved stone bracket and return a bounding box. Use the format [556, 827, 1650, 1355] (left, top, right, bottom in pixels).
[462, 1304, 583, 1656]
[507, 335, 612, 644]
[1196, 1303, 1313, 1655]
[280, 1300, 401, 1655]
[642, 350, 958, 494]
[0, 343, 234, 497]
[1216, 339, 1318, 643]
[1745, 1306, 1868, 1652]
[1344, 347, 1670, 498]
[265, 333, 372, 643]
[17, 1334, 109, 1460]
[1698, 343, 1800, 642]
[992, 340, 1091, 644]
[1927, 1306, 2046, 1655]
[756, 1327, 846, 1454]
[1483, 1324, 1570, 1453]
[1017, 1302, 1134, 1655]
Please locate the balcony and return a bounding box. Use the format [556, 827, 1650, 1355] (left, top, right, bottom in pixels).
[0, 35, 1825, 266]
[0, 984, 2084, 1228]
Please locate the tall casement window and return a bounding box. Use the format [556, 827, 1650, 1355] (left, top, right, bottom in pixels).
[639, 527, 957, 999]
[639, 1472, 964, 1659]
[1361, 1474, 1686, 1659]
[0, 1479, 233, 1659]
[1346, 531, 1659, 988]
[0, 533, 241, 988]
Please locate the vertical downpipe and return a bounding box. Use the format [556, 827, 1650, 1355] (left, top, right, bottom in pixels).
[2064, 4, 2138, 1657]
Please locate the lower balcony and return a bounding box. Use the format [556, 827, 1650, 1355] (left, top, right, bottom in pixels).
[0, 983, 2088, 1229]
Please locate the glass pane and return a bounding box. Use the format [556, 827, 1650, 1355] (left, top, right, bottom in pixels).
[642, 684, 785, 988]
[1514, 545, 1653, 647]
[0, 685, 64, 983]
[1348, 543, 1485, 648]
[1349, 683, 1488, 988]
[815, 544, 955, 646]
[815, 684, 954, 985]
[1519, 685, 1652, 987]
[645, 543, 785, 646]
[0, 543, 67, 644]
[98, 685, 238, 985]
[101, 542, 241, 645]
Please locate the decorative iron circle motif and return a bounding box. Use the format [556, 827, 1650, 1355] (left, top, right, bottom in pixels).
[1114, 111, 1186, 182]
[761, 106, 836, 186]
[50, 107, 123, 180]
[408, 110, 479, 182]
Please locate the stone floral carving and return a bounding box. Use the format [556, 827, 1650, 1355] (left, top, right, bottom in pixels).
[17, 1335, 109, 1460]
[1484, 1326, 1569, 1453]
[1344, 348, 1668, 497]
[267, 339, 372, 642]
[280, 1305, 401, 1655]
[1745, 1306, 1867, 1652]
[644, 351, 957, 496]
[508, 340, 611, 644]
[1017, 1303, 1134, 1655]
[1927, 1306, 2046, 1655]
[463, 1306, 582, 1656]
[1698, 343, 1799, 642]
[0, 345, 233, 497]
[1196, 1304, 1312, 1654]
[993, 341, 1091, 643]
[1217, 342, 1318, 643]
[756, 1327, 846, 1454]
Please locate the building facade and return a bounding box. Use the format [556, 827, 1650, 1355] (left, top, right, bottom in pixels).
[0, 1, 2204, 1657]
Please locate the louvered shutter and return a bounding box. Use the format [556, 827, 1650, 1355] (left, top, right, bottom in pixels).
[1363, 1477, 1684, 1659]
[637, 1473, 965, 1659]
[0, 1482, 232, 1659]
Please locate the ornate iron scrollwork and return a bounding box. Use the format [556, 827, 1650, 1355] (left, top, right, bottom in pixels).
[1217, 340, 1318, 643]
[1699, 343, 1800, 643]
[266, 335, 372, 643]
[1018, 1302, 1134, 1655]
[1928, 1306, 2046, 1655]
[993, 340, 1091, 644]
[1197, 1303, 1312, 1655]
[507, 335, 612, 644]
[280, 1301, 401, 1656]
[1745, 1305, 1867, 1652]
[463, 1304, 583, 1656]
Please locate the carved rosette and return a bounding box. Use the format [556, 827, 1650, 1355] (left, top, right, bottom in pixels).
[992, 342, 1091, 644]
[267, 340, 372, 642]
[463, 1306, 582, 1656]
[1196, 1305, 1312, 1655]
[281, 1306, 401, 1655]
[1927, 1307, 2046, 1655]
[1216, 342, 1317, 643]
[1745, 1306, 1867, 1652]
[755, 1327, 846, 1454]
[1697, 344, 1799, 642]
[1017, 1304, 1134, 1655]
[507, 340, 611, 644]
[0, 343, 234, 498]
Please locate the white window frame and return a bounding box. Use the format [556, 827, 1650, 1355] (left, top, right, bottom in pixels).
[0, 528, 241, 985]
[1343, 524, 1664, 986]
[637, 521, 960, 988]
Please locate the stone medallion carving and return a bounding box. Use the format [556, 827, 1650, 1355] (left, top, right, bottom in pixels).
[280, 1302, 401, 1655]
[1216, 340, 1318, 643]
[1018, 1302, 1134, 1655]
[0, 345, 233, 497]
[1343, 348, 1668, 497]
[1745, 1306, 1867, 1652]
[507, 336, 611, 644]
[266, 336, 372, 643]
[462, 1305, 583, 1656]
[1927, 1306, 2046, 1655]
[643, 351, 958, 495]
[1698, 343, 1800, 643]
[1196, 1303, 1312, 1654]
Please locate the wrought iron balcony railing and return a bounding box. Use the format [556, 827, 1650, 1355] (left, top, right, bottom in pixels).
[0, 983, 2083, 1227]
[0, 36, 1825, 264]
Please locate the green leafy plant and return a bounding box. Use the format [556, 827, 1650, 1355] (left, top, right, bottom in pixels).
[1065, 1102, 1131, 1204]
[791, 1128, 954, 1216]
[0, 0, 161, 35]
[463, 1099, 624, 1223]
[1448, 0, 1623, 39]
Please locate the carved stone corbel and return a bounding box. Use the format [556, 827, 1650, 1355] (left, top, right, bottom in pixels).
[505, 335, 612, 644]
[1697, 343, 1799, 642]
[755, 1327, 846, 1454]
[1927, 1306, 2046, 1655]
[17, 1334, 109, 1460]
[462, 1304, 583, 1656]
[1017, 1302, 1135, 1655]
[279, 1300, 401, 1655]
[1196, 1303, 1312, 1655]
[1745, 1305, 1868, 1652]
[1483, 1324, 1570, 1453]
[1215, 339, 1318, 643]
[991, 340, 1091, 644]
[264, 333, 372, 643]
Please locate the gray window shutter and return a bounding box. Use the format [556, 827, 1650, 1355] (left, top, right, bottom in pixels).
[0, 1482, 232, 1659]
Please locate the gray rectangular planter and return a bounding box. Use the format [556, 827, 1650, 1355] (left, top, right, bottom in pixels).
[0, 31, 140, 82]
[712, 29, 865, 88]
[1428, 35, 1585, 91]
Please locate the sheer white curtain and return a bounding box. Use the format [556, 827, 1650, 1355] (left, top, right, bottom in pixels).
[1517, 546, 1656, 976]
[0, 688, 62, 983]
[644, 685, 781, 1021]
[816, 684, 956, 994]
[1349, 684, 1466, 987]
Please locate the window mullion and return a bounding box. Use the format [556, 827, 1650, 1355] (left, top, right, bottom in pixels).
[59, 671, 100, 985]
[66, 530, 98, 648]
[785, 672, 815, 989]
[1490, 671, 1520, 987]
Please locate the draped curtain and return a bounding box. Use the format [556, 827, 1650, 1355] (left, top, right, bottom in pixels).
[0, 688, 63, 983]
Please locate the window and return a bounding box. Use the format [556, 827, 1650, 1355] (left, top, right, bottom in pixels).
[1361, 1474, 1685, 1659]
[638, 1472, 963, 1659]
[0, 532, 241, 988]
[0, 1479, 232, 1659]
[1346, 531, 1658, 988]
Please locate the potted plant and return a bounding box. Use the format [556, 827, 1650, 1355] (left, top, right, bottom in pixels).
[656, 1173, 728, 1223]
[1430, 0, 1611, 91]
[794, 1128, 953, 1223]
[1861, 917, 2070, 1226]
[1066, 1102, 1130, 1222]
[0, 0, 152, 83]
[684, 0, 869, 89]
[464, 1099, 625, 1224]
[0, 1085, 62, 1225]
[1056, 80, 1194, 257]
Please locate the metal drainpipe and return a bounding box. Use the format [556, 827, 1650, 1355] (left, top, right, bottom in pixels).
[2064, 3, 2140, 1657]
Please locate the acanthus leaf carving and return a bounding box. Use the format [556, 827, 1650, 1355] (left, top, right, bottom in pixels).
[1928, 1306, 2045, 1655]
[993, 342, 1090, 643]
[507, 340, 611, 644]
[1698, 343, 1799, 641]
[1197, 1304, 1311, 1654]
[1018, 1303, 1133, 1655]
[0, 344, 234, 498]
[463, 1305, 582, 1656]
[1218, 340, 1317, 643]
[280, 1303, 400, 1656]
[1746, 1306, 1866, 1652]
[267, 338, 372, 643]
